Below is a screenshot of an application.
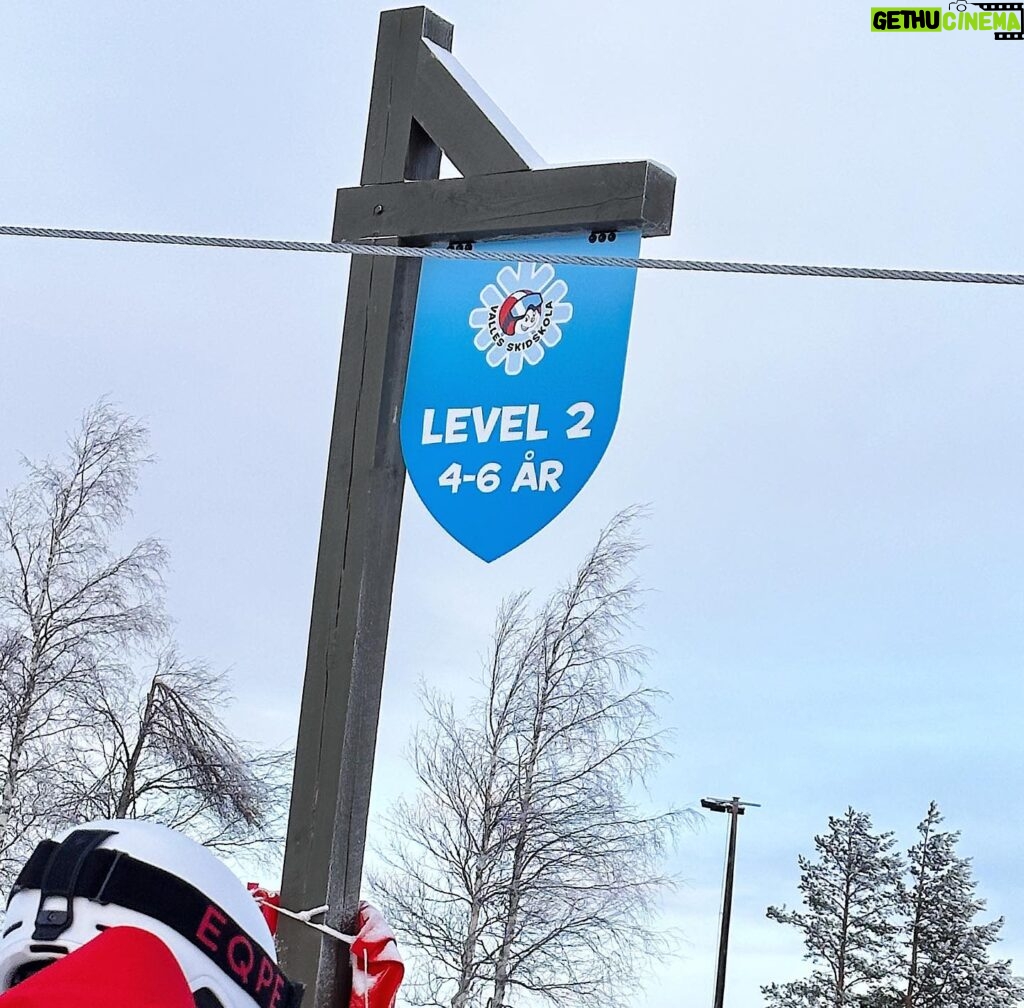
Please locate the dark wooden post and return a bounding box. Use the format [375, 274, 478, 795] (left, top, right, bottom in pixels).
[278, 8, 452, 1000]
[280, 8, 676, 1006]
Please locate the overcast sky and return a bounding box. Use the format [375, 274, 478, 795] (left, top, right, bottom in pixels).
[1, 3, 1022, 1006]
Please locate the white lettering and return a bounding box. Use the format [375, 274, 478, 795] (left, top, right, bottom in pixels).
[445, 408, 471, 443]
[566, 402, 594, 439]
[500, 406, 527, 442]
[539, 460, 563, 492]
[525, 404, 549, 441]
[512, 461, 538, 492]
[421, 408, 443, 445]
[425, 405, 553, 444]
[471, 406, 501, 443]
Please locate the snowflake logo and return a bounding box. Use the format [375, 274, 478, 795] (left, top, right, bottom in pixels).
[468, 263, 574, 376]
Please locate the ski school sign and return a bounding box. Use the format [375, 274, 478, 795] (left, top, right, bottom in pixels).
[401, 231, 641, 562]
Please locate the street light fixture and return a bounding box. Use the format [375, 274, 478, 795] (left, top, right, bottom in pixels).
[701, 796, 760, 1008]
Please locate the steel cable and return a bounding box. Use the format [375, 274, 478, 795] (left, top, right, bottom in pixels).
[1, 226, 1022, 285]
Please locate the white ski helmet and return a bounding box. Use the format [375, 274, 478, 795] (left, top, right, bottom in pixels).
[0, 820, 302, 1008]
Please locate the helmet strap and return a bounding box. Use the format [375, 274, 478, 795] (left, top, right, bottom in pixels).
[31, 830, 116, 942]
[11, 836, 304, 1008]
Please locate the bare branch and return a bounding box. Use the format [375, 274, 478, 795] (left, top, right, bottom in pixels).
[0, 403, 284, 894]
[372, 510, 689, 1008]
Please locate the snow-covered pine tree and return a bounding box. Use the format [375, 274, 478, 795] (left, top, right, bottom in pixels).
[764, 807, 903, 1008]
[891, 801, 1023, 1008]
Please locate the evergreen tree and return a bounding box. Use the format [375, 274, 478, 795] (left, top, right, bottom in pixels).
[764, 808, 903, 1008]
[891, 801, 1022, 1008]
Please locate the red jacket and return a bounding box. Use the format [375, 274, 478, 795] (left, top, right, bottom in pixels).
[0, 902, 404, 1008]
[0, 927, 194, 1008]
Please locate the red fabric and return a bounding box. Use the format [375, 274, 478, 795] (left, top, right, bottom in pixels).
[349, 902, 404, 1008]
[247, 883, 280, 936]
[0, 927, 194, 1008]
[246, 889, 404, 1008]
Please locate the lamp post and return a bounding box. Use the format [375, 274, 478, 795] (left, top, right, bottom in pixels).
[701, 796, 760, 1008]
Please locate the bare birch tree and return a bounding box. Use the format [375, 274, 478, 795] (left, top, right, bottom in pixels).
[0, 404, 164, 885]
[71, 649, 289, 858]
[0, 403, 287, 893]
[372, 511, 689, 1008]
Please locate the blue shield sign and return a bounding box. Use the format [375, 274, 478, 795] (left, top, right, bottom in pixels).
[401, 231, 641, 562]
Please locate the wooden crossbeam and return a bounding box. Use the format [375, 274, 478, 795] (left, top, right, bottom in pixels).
[333, 161, 676, 243]
[414, 39, 543, 175]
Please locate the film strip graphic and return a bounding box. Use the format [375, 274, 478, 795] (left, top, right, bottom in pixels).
[972, 2, 1024, 39]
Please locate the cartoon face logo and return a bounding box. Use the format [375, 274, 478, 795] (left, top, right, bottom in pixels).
[499, 290, 544, 337]
[469, 263, 574, 375]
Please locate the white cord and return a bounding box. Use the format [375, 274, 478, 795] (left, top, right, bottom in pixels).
[257, 899, 357, 945]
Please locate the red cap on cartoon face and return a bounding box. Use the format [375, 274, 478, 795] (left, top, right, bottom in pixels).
[498, 291, 543, 336]
[0, 927, 194, 1008]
